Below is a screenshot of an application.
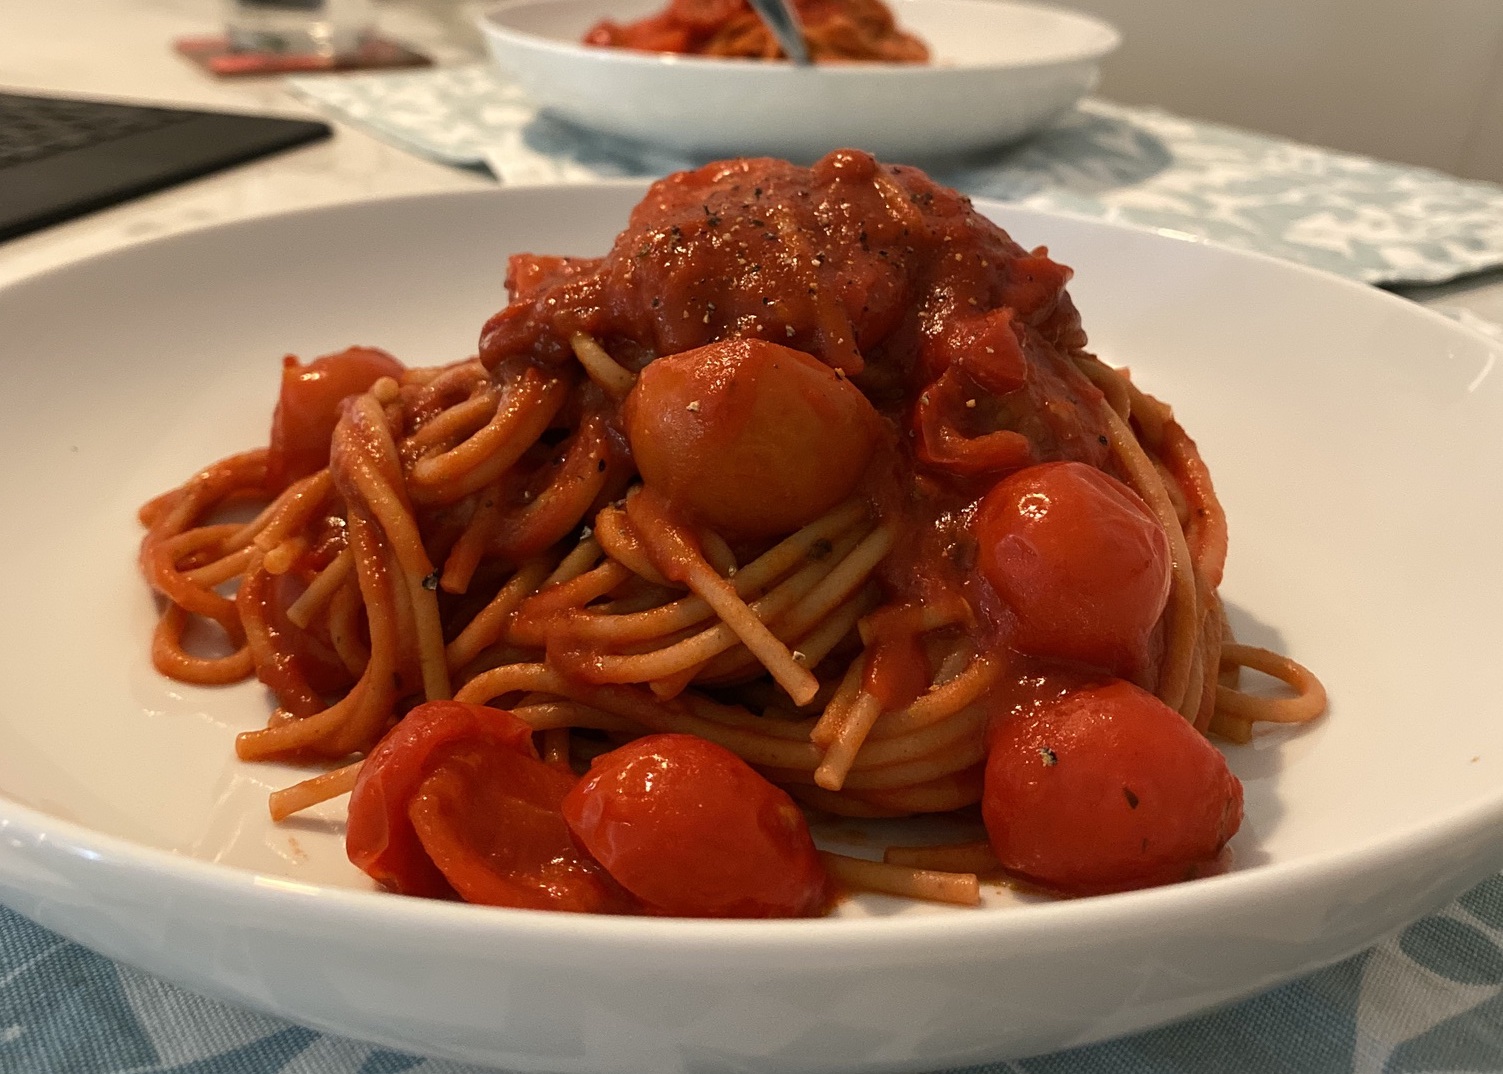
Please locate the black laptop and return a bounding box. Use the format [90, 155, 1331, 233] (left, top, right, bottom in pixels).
[0, 89, 332, 242]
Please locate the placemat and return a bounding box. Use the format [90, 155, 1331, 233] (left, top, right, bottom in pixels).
[286, 64, 1503, 286]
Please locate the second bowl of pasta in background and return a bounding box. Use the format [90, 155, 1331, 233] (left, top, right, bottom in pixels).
[478, 0, 1121, 160]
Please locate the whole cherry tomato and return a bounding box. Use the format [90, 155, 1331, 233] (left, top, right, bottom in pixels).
[982, 680, 1243, 895]
[561, 734, 830, 918]
[266, 345, 405, 491]
[623, 339, 879, 540]
[347, 701, 626, 912]
[974, 461, 1170, 678]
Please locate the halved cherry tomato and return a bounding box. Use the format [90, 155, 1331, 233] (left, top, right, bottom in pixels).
[982, 680, 1243, 894]
[407, 740, 630, 913]
[623, 338, 879, 540]
[974, 461, 1170, 678]
[347, 701, 535, 898]
[265, 345, 405, 491]
[346, 701, 627, 912]
[561, 734, 830, 918]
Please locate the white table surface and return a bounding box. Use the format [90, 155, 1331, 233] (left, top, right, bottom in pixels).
[0, 0, 494, 288]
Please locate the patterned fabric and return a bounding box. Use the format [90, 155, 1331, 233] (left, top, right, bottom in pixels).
[287, 65, 1503, 285]
[5, 875, 1503, 1072]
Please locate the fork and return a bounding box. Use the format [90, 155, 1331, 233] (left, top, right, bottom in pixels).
[746, 0, 813, 64]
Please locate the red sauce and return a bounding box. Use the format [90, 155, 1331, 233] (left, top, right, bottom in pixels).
[583, 0, 929, 63]
[481, 151, 1116, 675]
[146, 151, 1254, 913]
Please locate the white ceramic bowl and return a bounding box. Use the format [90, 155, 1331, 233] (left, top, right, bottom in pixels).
[1, 183, 1502, 1073]
[478, 0, 1121, 161]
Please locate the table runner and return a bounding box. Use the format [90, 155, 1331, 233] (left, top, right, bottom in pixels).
[286, 64, 1503, 286]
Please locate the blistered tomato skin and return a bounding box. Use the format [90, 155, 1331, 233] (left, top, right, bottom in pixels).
[561, 733, 830, 918]
[347, 701, 629, 913]
[347, 701, 536, 899]
[974, 461, 1170, 678]
[406, 741, 631, 914]
[982, 680, 1243, 895]
[623, 338, 880, 540]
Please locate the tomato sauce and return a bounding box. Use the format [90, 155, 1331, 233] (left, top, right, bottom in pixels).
[583, 0, 929, 64]
[361, 153, 1240, 909]
[146, 152, 1277, 913]
[481, 150, 1118, 681]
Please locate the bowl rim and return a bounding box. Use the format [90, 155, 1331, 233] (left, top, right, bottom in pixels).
[7, 760, 1503, 951]
[2, 181, 1503, 958]
[478, 0, 1123, 76]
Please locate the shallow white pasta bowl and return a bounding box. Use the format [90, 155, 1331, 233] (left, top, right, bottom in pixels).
[1, 181, 1503, 1073]
[478, 0, 1121, 161]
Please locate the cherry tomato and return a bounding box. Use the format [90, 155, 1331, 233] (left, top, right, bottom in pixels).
[561, 734, 830, 918]
[407, 740, 630, 913]
[347, 701, 626, 912]
[623, 339, 879, 540]
[347, 701, 531, 898]
[982, 680, 1243, 894]
[974, 461, 1170, 677]
[266, 345, 405, 491]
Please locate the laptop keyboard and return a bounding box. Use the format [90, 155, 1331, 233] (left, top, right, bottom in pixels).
[0, 90, 331, 242]
[0, 92, 196, 169]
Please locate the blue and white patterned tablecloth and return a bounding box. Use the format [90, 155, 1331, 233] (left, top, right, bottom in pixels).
[7, 62, 1503, 1074]
[284, 64, 1503, 287]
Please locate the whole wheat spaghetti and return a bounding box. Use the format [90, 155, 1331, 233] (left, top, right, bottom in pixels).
[140, 151, 1324, 915]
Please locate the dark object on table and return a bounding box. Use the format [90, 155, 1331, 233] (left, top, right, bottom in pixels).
[0, 90, 331, 242]
[175, 35, 431, 76]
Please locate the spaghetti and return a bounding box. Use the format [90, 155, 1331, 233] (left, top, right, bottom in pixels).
[583, 0, 929, 63]
[139, 151, 1325, 915]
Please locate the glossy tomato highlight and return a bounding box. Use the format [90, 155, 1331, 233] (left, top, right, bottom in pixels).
[562, 734, 830, 917]
[975, 461, 1170, 678]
